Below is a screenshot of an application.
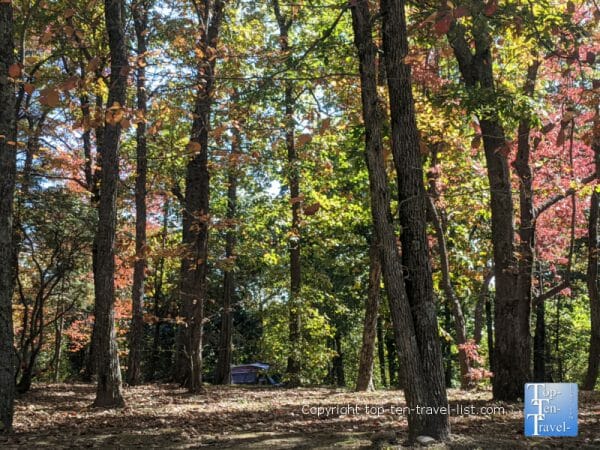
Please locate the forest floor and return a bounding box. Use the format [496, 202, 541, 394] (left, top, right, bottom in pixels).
[0, 383, 598, 449]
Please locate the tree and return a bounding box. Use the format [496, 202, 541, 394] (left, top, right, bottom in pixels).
[127, 0, 150, 387]
[92, 0, 129, 408]
[446, 3, 529, 401]
[584, 102, 600, 390]
[356, 238, 381, 391]
[350, 0, 449, 440]
[380, 0, 450, 434]
[214, 129, 241, 385]
[270, 0, 303, 386]
[0, 0, 16, 433]
[178, 0, 227, 393]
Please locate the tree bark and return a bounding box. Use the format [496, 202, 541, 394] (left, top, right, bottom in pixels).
[485, 291, 494, 374]
[474, 271, 493, 345]
[350, 0, 449, 439]
[385, 329, 398, 387]
[447, 9, 529, 401]
[214, 134, 240, 385]
[380, 0, 449, 435]
[427, 195, 471, 389]
[150, 199, 167, 380]
[178, 0, 226, 393]
[533, 296, 546, 381]
[0, 1, 16, 433]
[584, 104, 600, 390]
[356, 239, 382, 391]
[127, 0, 150, 387]
[53, 303, 64, 383]
[92, 0, 128, 408]
[271, 0, 302, 385]
[376, 316, 387, 388]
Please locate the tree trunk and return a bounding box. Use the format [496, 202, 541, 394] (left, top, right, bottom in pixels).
[485, 292, 494, 374]
[385, 329, 398, 387]
[448, 11, 528, 401]
[92, 0, 128, 408]
[380, 0, 449, 436]
[350, 1, 449, 439]
[427, 194, 471, 389]
[376, 316, 387, 388]
[53, 303, 64, 383]
[214, 135, 240, 385]
[533, 298, 546, 381]
[332, 331, 345, 387]
[127, 0, 150, 387]
[150, 200, 167, 380]
[179, 0, 226, 393]
[474, 271, 493, 345]
[0, 1, 17, 432]
[271, 1, 302, 386]
[356, 239, 382, 391]
[584, 104, 600, 390]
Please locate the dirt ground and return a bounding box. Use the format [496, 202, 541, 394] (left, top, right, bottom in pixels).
[0, 383, 598, 448]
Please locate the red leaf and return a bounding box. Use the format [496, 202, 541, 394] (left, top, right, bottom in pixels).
[453, 6, 469, 19]
[8, 63, 21, 78]
[434, 14, 453, 36]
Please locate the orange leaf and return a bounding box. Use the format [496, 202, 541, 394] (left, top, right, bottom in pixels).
[187, 141, 201, 154]
[434, 14, 453, 36]
[8, 63, 21, 78]
[297, 133, 312, 147]
[40, 88, 60, 107]
[303, 202, 321, 216]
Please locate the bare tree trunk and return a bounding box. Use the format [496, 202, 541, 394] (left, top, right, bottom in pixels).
[270, 0, 302, 385]
[376, 317, 387, 388]
[356, 239, 381, 391]
[350, 1, 449, 440]
[533, 297, 546, 381]
[474, 271, 493, 345]
[53, 303, 64, 383]
[127, 0, 150, 387]
[448, 10, 528, 401]
[0, 1, 17, 432]
[92, 0, 128, 408]
[214, 134, 240, 385]
[179, 0, 226, 393]
[380, 0, 449, 435]
[584, 104, 600, 390]
[485, 293, 494, 374]
[150, 200, 167, 380]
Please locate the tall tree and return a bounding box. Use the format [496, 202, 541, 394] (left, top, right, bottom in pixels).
[127, 0, 150, 387]
[92, 0, 129, 407]
[350, 0, 449, 440]
[356, 238, 381, 391]
[214, 130, 241, 385]
[584, 102, 600, 390]
[271, 0, 302, 386]
[380, 0, 449, 431]
[0, 0, 16, 432]
[178, 0, 226, 393]
[447, 4, 528, 401]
